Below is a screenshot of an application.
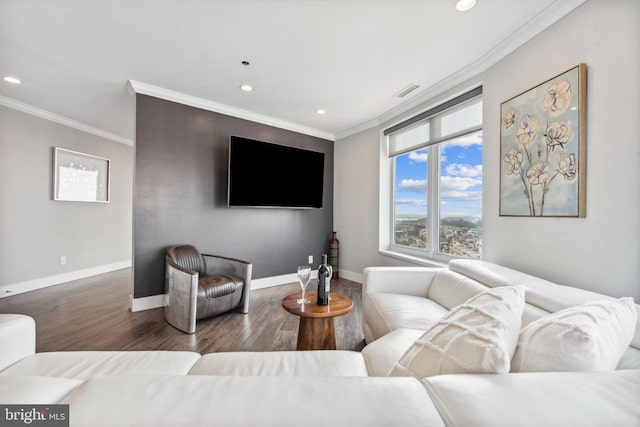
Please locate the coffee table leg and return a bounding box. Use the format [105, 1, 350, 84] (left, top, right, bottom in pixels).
[297, 317, 336, 350]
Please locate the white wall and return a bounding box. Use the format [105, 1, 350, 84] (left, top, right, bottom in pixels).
[0, 105, 133, 292]
[335, 0, 640, 300]
[334, 127, 414, 280]
[483, 0, 640, 300]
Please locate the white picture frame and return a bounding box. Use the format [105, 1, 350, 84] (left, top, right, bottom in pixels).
[53, 147, 110, 203]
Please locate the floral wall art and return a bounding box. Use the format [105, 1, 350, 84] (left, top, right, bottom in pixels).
[500, 64, 586, 217]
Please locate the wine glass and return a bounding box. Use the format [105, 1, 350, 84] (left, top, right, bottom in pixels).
[296, 266, 311, 304]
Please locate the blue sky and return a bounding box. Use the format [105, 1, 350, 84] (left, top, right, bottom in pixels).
[395, 131, 483, 218]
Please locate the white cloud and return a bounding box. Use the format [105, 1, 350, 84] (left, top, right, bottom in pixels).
[398, 178, 427, 193]
[441, 190, 483, 201]
[440, 176, 482, 200]
[396, 198, 427, 207]
[445, 163, 483, 177]
[441, 132, 483, 148]
[400, 176, 480, 197]
[440, 176, 481, 191]
[408, 150, 427, 162]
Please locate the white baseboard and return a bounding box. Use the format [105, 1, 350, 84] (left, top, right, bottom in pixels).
[251, 270, 321, 290]
[130, 294, 166, 312]
[338, 269, 363, 284]
[130, 270, 321, 311]
[251, 273, 295, 290]
[0, 260, 132, 299]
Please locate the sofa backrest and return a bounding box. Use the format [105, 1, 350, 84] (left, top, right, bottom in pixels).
[449, 259, 621, 313]
[426, 270, 488, 310]
[448, 259, 640, 369]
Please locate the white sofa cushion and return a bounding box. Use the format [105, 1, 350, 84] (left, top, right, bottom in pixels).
[422, 370, 640, 427]
[426, 269, 490, 310]
[511, 297, 637, 372]
[362, 328, 425, 376]
[364, 293, 448, 340]
[0, 314, 35, 371]
[451, 259, 640, 351]
[0, 375, 82, 404]
[63, 375, 446, 426]
[390, 286, 525, 378]
[0, 351, 201, 380]
[189, 350, 368, 376]
[618, 347, 640, 369]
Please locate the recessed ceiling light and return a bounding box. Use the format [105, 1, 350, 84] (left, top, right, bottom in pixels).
[240, 84, 253, 92]
[316, 109, 326, 115]
[455, 0, 476, 12]
[3, 76, 21, 85]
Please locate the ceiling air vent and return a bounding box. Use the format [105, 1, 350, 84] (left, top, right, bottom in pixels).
[394, 83, 420, 98]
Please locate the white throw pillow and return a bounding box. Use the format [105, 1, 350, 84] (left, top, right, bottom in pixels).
[511, 297, 637, 372]
[389, 286, 525, 379]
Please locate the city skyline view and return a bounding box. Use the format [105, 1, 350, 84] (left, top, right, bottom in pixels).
[394, 130, 483, 258]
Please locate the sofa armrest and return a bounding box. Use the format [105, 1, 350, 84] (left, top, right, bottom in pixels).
[422, 370, 640, 427]
[363, 267, 442, 298]
[0, 314, 36, 372]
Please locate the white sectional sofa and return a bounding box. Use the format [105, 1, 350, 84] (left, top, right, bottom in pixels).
[1, 260, 639, 426]
[361, 259, 640, 376]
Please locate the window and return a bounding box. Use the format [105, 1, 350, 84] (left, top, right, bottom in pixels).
[385, 88, 482, 261]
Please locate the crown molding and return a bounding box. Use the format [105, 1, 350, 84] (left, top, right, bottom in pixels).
[2, 0, 584, 148]
[128, 80, 335, 141]
[336, 0, 586, 141]
[0, 95, 133, 146]
[334, 118, 381, 141]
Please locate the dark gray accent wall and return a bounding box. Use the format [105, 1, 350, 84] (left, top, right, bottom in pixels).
[134, 95, 333, 298]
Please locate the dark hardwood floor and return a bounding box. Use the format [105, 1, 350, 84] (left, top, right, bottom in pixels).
[0, 269, 365, 354]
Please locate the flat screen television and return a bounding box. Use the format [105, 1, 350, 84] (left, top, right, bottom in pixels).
[228, 136, 325, 208]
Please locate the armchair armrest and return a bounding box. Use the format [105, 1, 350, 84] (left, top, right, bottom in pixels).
[166, 258, 199, 276]
[0, 314, 36, 372]
[202, 254, 252, 314]
[165, 256, 199, 333]
[363, 267, 443, 298]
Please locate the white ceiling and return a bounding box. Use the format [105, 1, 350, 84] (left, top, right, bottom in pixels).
[0, 0, 586, 144]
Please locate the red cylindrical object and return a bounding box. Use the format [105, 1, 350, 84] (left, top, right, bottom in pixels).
[329, 232, 339, 279]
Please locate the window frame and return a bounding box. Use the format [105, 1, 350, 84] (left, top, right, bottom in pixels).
[382, 87, 483, 264]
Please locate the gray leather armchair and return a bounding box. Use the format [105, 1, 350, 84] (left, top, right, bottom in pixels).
[164, 245, 252, 333]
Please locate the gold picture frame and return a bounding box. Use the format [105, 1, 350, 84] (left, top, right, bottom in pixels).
[499, 63, 586, 217]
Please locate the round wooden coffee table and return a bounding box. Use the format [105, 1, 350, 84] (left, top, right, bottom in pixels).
[282, 291, 353, 350]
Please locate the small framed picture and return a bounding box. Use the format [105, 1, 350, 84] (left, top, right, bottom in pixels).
[53, 147, 110, 203]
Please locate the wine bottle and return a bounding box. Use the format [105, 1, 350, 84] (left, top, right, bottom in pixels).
[317, 254, 330, 306]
